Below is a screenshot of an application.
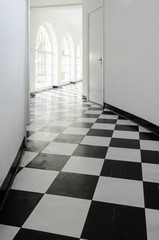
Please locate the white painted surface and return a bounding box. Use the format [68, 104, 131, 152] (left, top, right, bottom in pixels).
[0, 0, 27, 186]
[30, 0, 82, 7]
[82, 0, 103, 98]
[30, 7, 82, 92]
[89, 7, 103, 105]
[83, 0, 159, 126]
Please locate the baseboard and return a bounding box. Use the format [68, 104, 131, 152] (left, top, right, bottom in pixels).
[30, 92, 36, 98]
[0, 138, 25, 210]
[82, 95, 87, 100]
[105, 103, 159, 136]
[53, 86, 60, 89]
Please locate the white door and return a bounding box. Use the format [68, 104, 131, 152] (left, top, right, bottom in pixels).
[89, 7, 103, 106]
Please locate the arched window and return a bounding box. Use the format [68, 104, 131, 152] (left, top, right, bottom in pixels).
[35, 25, 52, 90]
[76, 44, 82, 81]
[61, 36, 70, 82]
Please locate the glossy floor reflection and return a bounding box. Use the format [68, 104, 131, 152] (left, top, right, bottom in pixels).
[0, 82, 159, 240]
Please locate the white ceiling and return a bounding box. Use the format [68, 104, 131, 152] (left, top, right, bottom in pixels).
[31, 7, 82, 28]
[30, 1, 82, 29]
[30, 0, 82, 7]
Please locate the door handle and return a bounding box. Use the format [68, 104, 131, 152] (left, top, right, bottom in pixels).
[98, 57, 102, 65]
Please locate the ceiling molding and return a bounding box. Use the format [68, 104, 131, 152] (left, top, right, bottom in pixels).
[31, 3, 82, 9]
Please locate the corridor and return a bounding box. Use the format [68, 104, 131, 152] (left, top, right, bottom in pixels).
[0, 82, 159, 240]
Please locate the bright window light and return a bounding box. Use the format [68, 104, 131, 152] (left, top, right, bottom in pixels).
[35, 25, 53, 90]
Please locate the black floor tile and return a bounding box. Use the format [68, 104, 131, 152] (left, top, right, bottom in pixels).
[141, 150, 159, 164]
[27, 131, 34, 138]
[17, 167, 24, 174]
[110, 138, 140, 149]
[53, 134, 84, 144]
[82, 103, 92, 107]
[139, 132, 159, 141]
[70, 122, 93, 128]
[26, 140, 49, 153]
[73, 144, 107, 158]
[89, 107, 103, 110]
[96, 119, 117, 124]
[40, 126, 66, 133]
[143, 182, 159, 210]
[47, 172, 98, 200]
[26, 153, 69, 171]
[102, 110, 118, 115]
[101, 159, 142, 181]
[81, 201, 147, 240]
[0, 190, 43, 227]
[13, 228, 78, 240]
[118, 116, 127, 119]
[81, 114, 100, 118]
[87, 129, 113, 137]
[115, 125, 139, 131]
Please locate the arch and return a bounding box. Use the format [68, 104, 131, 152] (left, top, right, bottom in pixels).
[35, 23, 58, 90]
[76, 40, 82, 81]
[43, 22, 58, 86]
[61, 33, 74, 83]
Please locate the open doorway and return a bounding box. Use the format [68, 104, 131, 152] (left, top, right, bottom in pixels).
[29, 1, 83, 97]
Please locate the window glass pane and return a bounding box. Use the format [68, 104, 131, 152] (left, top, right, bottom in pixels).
[76, 44, 82, 80]
[35, 25, 53, 89]
[61, 36, 70, 82]
[46, 53, 52, 64]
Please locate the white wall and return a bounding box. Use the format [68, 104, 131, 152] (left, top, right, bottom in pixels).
[82, 0, 103, 98]
[0, 0, 27, 187]
[30, 7, 82, 92]
[83, 0, 159, 126]
[31, 0, 82, 7]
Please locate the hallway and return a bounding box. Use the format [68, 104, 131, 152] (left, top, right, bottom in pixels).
[0, 82, 159, 239]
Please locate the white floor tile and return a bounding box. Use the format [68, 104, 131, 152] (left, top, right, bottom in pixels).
[23, 194, 91, 238]
[64, 113, 82, 117]
[62, 156, 104, 176]
[62, 127, 89, 135]
[0, 225, 19, 240]
[93, 177, 144, 208]
[92, 123, 115, 130]
[76, 118, 97, 123]
[140, 140, 159, 151]
[49, 121, 73, 127]
[116, 119, 137, 126]
[146, 208, 159, 240]
[40, 115, 58, 121]
[80, 107, 89, 110]
[142, 163, 159, 183]
[27, 124, 45, 132]
[20, 151, 38, 167]
[84, 110, 102, 114]
[27, 132, 59, 142]
[83, 102, 92, 106]
[12, 168, 58, 193]
[139, 126, 150, 133]
[92, 104, 102, 108]
[106, 147, 141, 162]
[112, 130, 139, 139]
[99, 114, 118, 120]
[42, 142, 78, 156]
[81, 136, 111, 147]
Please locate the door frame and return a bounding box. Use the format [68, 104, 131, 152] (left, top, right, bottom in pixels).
[26, 0, 30, 126]
[87, 2, 104, 107]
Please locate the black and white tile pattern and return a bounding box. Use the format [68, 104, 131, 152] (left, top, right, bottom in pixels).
[0, 82, 159, 240]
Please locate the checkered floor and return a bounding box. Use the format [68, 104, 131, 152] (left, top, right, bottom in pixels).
[0, 82, 159, 240]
